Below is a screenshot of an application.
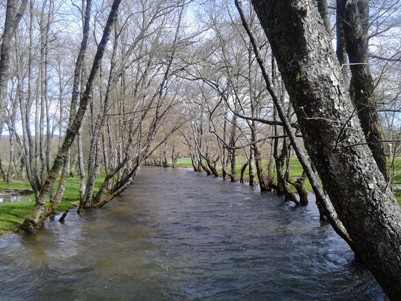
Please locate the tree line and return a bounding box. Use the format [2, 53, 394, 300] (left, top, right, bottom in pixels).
[1, 0, 401, 299]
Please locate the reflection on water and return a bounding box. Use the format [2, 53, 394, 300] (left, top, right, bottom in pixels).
[0, 195, 33, 203]
[0, 167, 387, 301]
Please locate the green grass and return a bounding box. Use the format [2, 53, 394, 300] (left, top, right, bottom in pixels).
[388, 158, 401, 184]
[173, 157, 193, 168]
[2, 157, 401, 235]
[174, 156, 401, 204]
[0, 180, 32, 191]
[0, 200, 35, 236]
[0, 174, 106, 236]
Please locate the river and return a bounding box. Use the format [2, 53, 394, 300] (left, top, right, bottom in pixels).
[0, 167, 387, 300]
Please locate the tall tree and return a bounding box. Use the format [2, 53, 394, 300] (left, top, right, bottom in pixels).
[20, 0, 122, 233]
[250, 0, 401, 300]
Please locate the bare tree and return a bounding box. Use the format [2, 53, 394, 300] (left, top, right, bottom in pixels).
[20, 0, 122, 233]
[0, 0, 28, 137]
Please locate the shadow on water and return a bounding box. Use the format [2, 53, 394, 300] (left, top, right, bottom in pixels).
[0, 167, 388, 301]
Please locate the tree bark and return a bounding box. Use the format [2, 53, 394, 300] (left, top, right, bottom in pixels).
[228, 115, 238, 182]
[316, 0, 330, 33]
[337, 0, 387, 179]
[0, 0, 28, 136]
[251, 1, 401, 300]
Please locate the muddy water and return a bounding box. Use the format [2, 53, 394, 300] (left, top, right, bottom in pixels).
[0, 167, 387, 300]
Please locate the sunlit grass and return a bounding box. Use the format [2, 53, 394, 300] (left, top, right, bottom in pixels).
[0, 200, 35, 236]
[174, 156, 401, 205]
[1, 157, 401, 235]
[0, 173, 106, 235]
[173, 157, 193, 168]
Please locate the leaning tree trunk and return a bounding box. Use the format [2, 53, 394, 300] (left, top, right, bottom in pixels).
[251, 1, 401, 300]
[20, 0, 122, 233]
[235, 0, 352, 242]
[338, 0, 387, 179]
[0, 0, 28, 136]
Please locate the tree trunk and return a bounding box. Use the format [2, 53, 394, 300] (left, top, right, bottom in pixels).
[226, 108, 239, 182]
[205, 156, 219, 177]
[0, 0, 28, 136]
[240, 162, 248, 183]
[252, 126, 269, 190]
[81, 19, 120, 210]
[275, 138, 299, 205]
[235, 0, 353, 249]
[336, 0, 349, 81]
[171, 145, 178, 168]
[288, 171, 309, 206]
[20, 0, 38, 196]
[316, 0, 330, 33]
[338, 0, 387, 179]
[248, 146, 255, 186]
[251, 1, 401, 299]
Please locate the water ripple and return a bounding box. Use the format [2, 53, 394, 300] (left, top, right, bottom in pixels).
[0, 167, 387, 301]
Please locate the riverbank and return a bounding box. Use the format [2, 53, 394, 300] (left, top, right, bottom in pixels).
[2, 157, 401, 236]
[171, 157, 401, 204]
[0, 177, 82, 236]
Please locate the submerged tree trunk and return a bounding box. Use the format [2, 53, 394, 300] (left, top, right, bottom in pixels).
[251, 1, 401, 300]
[248, 146, 255, 186]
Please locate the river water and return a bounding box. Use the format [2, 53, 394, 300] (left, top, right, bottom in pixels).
[0, 167, 387, 300]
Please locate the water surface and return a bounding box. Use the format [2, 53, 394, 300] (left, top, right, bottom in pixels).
[0, 167, 387, 300]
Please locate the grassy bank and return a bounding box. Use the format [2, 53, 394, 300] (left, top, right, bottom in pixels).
[173, 156, 401, 204]
[0, 176, 96, 236]
[1, 157, 401, 235]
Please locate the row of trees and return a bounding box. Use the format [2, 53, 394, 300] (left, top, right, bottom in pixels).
[1, 0, 401, 299]
[166, 0, 401, 209]
[0, 0, 195, 230]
